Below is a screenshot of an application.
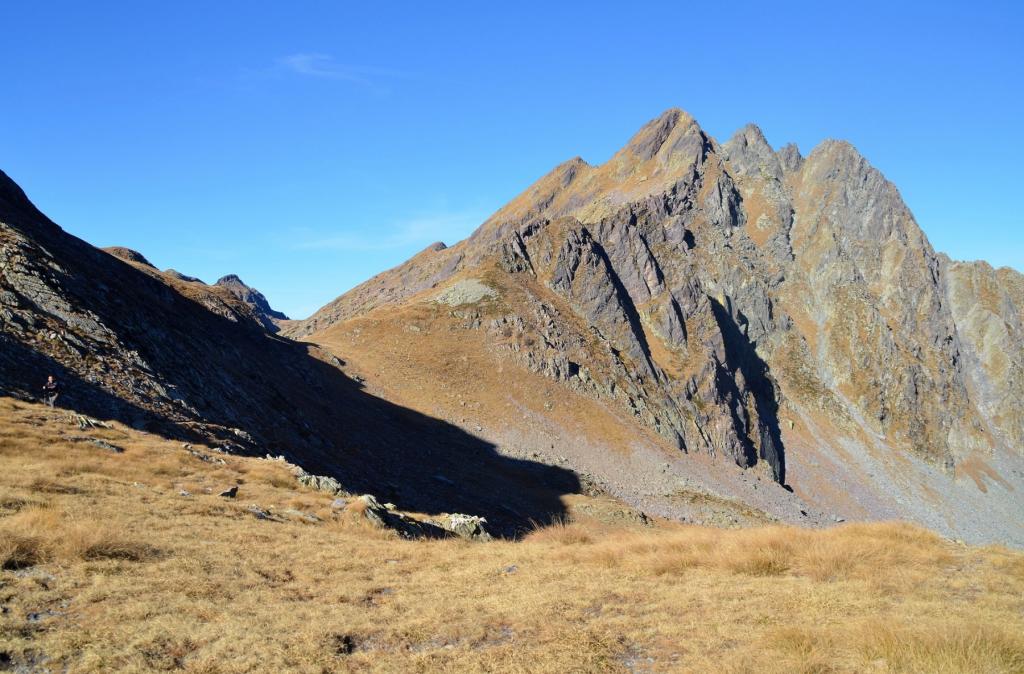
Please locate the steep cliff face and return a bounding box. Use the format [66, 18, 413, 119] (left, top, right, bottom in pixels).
[942, 259, 1024, 452]
[287, 109, 1023, 543]
[0, 169, 343, 451]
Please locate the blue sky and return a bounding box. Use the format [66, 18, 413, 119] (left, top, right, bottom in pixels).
[3, 2, 1022, 318]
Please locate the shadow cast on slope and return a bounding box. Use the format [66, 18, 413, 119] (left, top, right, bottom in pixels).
[1, 308, 579, 538]
[0, 192, 579, 537]
[0, 332, 210, 444]
[268, 343, 582, 537]
[709, 298, 787, 485]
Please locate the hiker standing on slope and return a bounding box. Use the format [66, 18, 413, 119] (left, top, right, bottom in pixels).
[42, 375, 60, 408]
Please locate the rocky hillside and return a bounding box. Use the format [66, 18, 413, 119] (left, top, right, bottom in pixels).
[0, 169, 581, 536]
[287, 109, 1024, 545]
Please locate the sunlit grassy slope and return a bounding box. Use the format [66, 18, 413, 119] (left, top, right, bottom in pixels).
[1, 397, 1022, 673]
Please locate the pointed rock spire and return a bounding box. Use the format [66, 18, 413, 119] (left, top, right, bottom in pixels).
[723, 124, 778, 178]
[777, 143, 803, 172]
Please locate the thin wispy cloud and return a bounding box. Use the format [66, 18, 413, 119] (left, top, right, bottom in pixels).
[293, 212, 484, 252]
[275, 53, 405, 86]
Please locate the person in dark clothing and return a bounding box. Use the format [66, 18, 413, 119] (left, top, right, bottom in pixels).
[42, 375, 60, 408]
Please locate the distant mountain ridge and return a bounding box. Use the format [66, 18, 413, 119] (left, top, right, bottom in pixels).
[102, 247, 289, 331]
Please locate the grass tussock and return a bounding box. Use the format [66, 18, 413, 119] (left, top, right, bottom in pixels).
[526, 516, 594, 545]
[237, 460, 298, 490]
[739, 620, 1024, 674]
[0, 507, 155, 569]
[0, 397, 1022, 673]
[859, 620, 1024, 673]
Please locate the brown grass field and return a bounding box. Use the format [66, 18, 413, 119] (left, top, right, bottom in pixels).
[1, 397, 1022, 673]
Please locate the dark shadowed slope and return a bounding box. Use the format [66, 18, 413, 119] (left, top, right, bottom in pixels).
[0, 169, 577, 535]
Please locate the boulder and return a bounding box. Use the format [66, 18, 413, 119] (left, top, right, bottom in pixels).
[294, 468, 345, 495]
[432, 513, 493, 541]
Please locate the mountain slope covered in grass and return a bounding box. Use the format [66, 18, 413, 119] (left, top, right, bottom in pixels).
[2, 398, 1022, 673]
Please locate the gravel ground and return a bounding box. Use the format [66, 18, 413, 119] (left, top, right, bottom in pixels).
[434, 279, 497, 306]
[474, 399, 1023, 547]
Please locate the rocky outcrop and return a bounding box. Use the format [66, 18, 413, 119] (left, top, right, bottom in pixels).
[164, 269, 204, 284]
[342, 494, 492, 541]
[295, 468, 346, 495]
[104, 247, 157, 269]
[432, 513, 492, 541]
[434, 278, 497, 307]
[942, 258, 1024, 452]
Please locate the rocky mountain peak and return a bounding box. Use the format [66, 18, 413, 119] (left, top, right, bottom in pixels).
[612, 108, 709, 176]
[727, 123, 770, 150]
[472, 110, 717, 244]
[214, 273, 289, 328]
[802, 138, 870, 176]
[284, 107, 1024, 545]
[618, 108, 696, 159]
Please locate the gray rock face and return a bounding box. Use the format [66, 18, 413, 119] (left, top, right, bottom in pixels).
[942, 259, 1024, 451]
[433, 279, 497, 306]
[549, 224, 655, 372]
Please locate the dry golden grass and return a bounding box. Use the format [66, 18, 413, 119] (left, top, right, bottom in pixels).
[0, 507, 155, 569]
[1, 396, 1022, 673]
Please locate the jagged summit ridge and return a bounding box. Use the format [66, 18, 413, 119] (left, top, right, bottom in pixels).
[285, 108, 1023, 545]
